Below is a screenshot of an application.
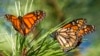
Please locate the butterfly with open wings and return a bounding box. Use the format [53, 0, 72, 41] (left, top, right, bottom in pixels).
[5, 10, 45, 36]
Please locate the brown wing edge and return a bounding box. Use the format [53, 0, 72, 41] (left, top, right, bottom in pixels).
[22, 10, 46, 36]
[5, 14, 24, 35]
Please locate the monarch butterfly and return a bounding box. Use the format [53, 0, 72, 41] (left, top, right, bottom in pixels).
[5, 10, 45, 36]
[54, 18, 94, 52]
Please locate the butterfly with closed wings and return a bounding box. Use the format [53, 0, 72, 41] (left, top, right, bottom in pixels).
[53, 18, 95, 52]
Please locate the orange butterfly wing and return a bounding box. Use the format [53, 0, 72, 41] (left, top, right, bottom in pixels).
[22, 10, 45, 35]
[77, 25, 94, 38]
[62, 18, 86, 32]
[5, 14, 24, 34]
[55, 18, 94, 52]
[5, 10, 45, 36]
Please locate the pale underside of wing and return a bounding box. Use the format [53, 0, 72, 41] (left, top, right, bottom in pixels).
[56, 25, 94, 52]
[56, 28, 78, 52]
[55, 18, 95, 52]
[55, 18, 89, 51]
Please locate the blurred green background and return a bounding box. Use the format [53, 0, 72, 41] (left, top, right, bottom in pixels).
[0, 0, 100, 56]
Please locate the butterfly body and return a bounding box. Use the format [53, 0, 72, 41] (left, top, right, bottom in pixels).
[5, 10, 45, 36]
[54, 18, 94, 52]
